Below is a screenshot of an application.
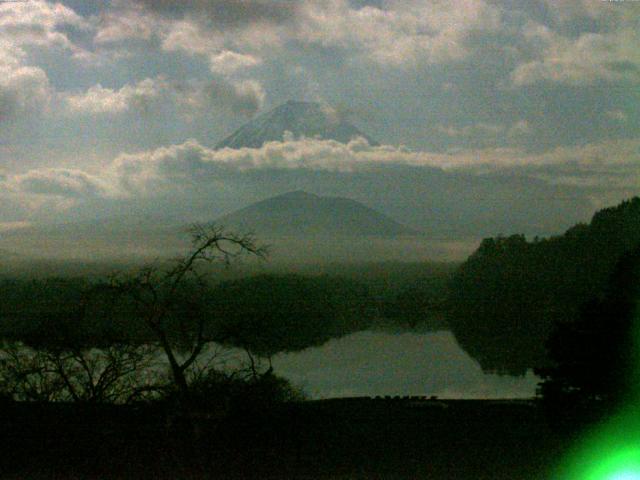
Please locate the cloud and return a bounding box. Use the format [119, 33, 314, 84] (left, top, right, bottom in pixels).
[0, 0, 93, 122]
[435, 120, 531, 146]
[97, 0, 504, 70]
[159, 16, 280, 70]
[96, 1, 287, 69]
[0, 44, 51, 121]
[515, 139, 640, 190]
[293, 0, 502, 67]
[510, 22, 640, 86]
[0, 221, 30, 233]
[508, 120, 531, 138]
[61, 74, 264, 119]
[540, 0, 638, 27]
[132, 0, 299, 28]
[94, 5, 166, 44]
[175, 78, 265, 117]
[160, 18, 223, 54]
[437, 122, 504, 138]
[103, 136, 640, 197]
[105, 137, 451, 198]
[208, 50, 261, 74]
[14, 168, 110, 198]
[0, 0, 87, 50]
[4, 136, 633, 236]
[605, 110, 628, 122]
[0, 0, 636, 229]
[64, 78, 164, 115]
[0, 191, 32, 223]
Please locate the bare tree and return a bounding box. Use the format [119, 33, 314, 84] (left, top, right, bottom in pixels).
[108, 223, 266, 403]
[0, 341, 161, 403]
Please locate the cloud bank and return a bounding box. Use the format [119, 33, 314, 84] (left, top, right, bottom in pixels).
[0, 0, 637, 240]
[1, 137, 635, 228]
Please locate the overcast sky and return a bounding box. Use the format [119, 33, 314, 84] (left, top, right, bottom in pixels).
[0, 0, 638, 231]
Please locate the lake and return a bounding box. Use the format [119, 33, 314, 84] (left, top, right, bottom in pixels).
[272, 330, 539, 399]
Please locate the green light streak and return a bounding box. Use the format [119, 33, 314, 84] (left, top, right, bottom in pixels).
[555, 300, 640, 479]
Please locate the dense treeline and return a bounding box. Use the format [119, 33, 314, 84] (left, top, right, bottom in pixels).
[0, 274, 392, 353]
[210, 274, 375, 356]
[535, 245, 640, 426]
[448, 197, 640, 375]
[0, 265, 451, 353]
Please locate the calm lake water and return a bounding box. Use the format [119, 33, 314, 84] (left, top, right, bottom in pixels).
[272, 331, 539, 399]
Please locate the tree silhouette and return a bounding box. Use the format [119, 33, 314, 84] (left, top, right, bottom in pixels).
[103, 223, 266, 403]
[0, 279, 163, 403]
[448, 197, 640, 375]
[535, 243, 640, 421]
[0, 341, 159, 403]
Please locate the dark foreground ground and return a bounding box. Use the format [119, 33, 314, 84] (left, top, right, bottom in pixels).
[1, 398, 574, 479]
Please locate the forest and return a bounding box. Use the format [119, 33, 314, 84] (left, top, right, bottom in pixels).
[448, 196, 640, 375]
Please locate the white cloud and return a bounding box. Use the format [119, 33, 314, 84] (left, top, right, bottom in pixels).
[511, 24, 640, 86]
[161, 18, 224, 55]
[0, 43, 51, 121]
[105, 136, 640, 196]
[4, 136, 637, 225]
[161, 19, 271, 73]
[94, 0, 292, 56]
[0, 1, 94, 121]
[61, 74, 264, 121]
[294, 0, 502, 66]
[0, 0, 87, 50]
[14, 168, 111, 198]
[64, 78, 164, 115]
[96, 0, 503, 71]
[208, 50, 261, 74]
[94, 6, 164, 44]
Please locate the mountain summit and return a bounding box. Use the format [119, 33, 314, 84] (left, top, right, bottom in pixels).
[216, 190, 415, 237]
[216, 101, 378, 149]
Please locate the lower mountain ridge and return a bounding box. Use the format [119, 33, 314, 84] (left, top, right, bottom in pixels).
[216, 191, 417, 237]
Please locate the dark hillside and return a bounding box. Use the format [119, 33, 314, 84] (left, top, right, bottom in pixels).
[448, 197, 640, 375]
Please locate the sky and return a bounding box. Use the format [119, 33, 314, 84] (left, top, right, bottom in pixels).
[0, 0, 638, 241]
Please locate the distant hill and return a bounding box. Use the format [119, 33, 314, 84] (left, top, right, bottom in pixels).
[216, 100, 379, 149]
[216, 191, 416, 237]
[447, 196, 640, 375]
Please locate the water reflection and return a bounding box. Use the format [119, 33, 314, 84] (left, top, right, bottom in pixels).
[272, 331, 539, 399]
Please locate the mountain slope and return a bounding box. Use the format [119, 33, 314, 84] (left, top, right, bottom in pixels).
[216, 191, 416, 237]
[216, 100, 379, 149]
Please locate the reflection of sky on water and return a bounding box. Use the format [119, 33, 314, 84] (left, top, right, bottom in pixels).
[272, 331, 539, 399]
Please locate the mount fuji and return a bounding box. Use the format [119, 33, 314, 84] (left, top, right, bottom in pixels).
[216, 100, 378, 149]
